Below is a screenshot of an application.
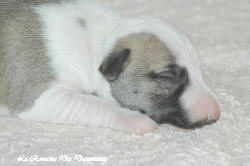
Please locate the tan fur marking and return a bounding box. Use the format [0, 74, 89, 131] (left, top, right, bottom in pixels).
[114, 33, 176, 74]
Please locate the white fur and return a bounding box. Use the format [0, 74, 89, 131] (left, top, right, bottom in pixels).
[18, 1, 158, 134]
[18, 83, 156, 133]
[17, 0, 214, 133]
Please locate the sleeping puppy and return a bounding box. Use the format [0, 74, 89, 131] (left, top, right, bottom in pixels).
[0, 0, 220, 134]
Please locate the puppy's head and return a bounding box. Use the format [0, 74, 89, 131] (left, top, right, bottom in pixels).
[99, 32, 220, 129]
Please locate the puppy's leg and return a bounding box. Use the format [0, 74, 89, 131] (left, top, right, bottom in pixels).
[18, 85, 156, 134]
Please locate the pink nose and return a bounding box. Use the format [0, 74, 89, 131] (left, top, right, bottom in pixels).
[188, 92, 220, 123]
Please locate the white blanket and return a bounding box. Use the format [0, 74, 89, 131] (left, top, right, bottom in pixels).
[1, 0, 250, 165]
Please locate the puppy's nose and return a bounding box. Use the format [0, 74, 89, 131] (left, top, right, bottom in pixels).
[188, 92, 220, 123]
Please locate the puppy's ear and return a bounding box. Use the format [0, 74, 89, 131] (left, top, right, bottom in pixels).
[99, 48, 131, 81]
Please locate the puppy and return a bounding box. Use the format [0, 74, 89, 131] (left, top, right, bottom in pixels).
[0, 0, 220, 134]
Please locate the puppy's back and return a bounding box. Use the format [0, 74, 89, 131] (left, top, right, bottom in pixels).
[0, 0, 55, 114]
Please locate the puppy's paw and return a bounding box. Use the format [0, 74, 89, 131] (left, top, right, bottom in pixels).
[116, 110, 157, 135]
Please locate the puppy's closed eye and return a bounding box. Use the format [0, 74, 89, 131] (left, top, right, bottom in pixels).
[147, 71, 175, 90]
[152, 71, 174, 80]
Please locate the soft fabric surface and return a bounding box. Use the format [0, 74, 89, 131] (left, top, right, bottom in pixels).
[1, 0, 250, 165]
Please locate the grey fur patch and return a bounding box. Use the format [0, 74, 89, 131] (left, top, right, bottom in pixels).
[0, 0, 57, 114]
[104, 32, 191, 127]
[106, 33, 177, 110]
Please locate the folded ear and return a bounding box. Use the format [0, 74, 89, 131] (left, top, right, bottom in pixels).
[99, 48, 131, 81]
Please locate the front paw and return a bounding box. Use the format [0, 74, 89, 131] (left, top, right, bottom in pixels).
[115, 110, 157, 135]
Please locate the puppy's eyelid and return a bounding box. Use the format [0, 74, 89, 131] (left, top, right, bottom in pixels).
[147, 71, 174, 81]
[165, 64, 177, 69]
[156, 71, 172, 76]
[147, 71, 156, 78]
